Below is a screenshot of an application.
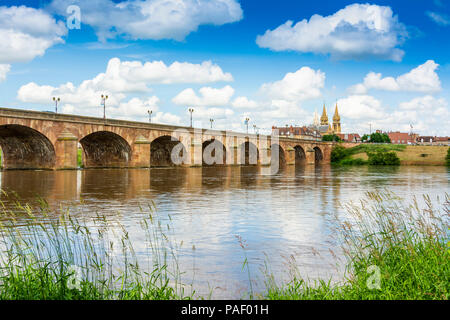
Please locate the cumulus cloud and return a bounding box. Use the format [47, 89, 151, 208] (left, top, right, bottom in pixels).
[349, 60, 441, 94]
[47, 0, 243, 41]
[0, 64, 10, 82]
[231, 96, 259, 109]
[336, 94, 449, 136]
[256, 3, 408, 61]
[17, 57, 233, 123]
[399, 95, 448, 112]
[0, 5, 66, 64]
[18, 57, 233, 105]
[337, 95, 386, 120]
[83, 58, 233, 93]
[426, 11, 450, 26]
[172, 85, 235, 107]
[259, 67, 325, 102]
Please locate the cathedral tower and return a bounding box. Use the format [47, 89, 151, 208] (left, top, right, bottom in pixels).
[332, 103, 341, 134]
[320, 104, 329, 126]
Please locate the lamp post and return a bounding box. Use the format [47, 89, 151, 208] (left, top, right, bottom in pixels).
[210, 118, 214, 129]
[253, 124, 257, 134]
[52, 97, 60, 113]
[148, 110, 152, 123]
[188, 108, 194, 127]
[245, 117, 250, 134]
[101, 94, 108, 119]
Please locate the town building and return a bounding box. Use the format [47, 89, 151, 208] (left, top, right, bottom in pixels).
[417, 136, 450, 146]
[387, 131, 418, 144]
[272, 125, 321, 141]
[336, 133, 361, 143]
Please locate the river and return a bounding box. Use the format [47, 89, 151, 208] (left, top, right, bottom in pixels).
[0, 165, 448, 298]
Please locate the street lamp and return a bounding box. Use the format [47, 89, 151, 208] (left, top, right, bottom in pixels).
[52, 97, 60, 113]
[253, 124, 257, 134]
[101, 94, 108, 119]
[188, 108, 194, 127]
[148, 110, 152, 123]
[245, 117, 250, 134]
[210, 118, 214, 129]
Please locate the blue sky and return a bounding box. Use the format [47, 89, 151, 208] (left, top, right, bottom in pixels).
[0, 0, 449, 135]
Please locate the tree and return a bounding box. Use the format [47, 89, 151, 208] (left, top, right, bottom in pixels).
[322, 134, 341, 142]
[362, 133, 391, 143]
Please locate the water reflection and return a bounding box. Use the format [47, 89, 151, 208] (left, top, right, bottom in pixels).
[0, 165, 448, 298]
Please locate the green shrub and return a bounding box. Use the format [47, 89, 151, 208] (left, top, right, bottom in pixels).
[339, 158, 367, 165]
[367, 150, 400, 165]
[322, 134, 341, 142]
[330, 144, 348, 163]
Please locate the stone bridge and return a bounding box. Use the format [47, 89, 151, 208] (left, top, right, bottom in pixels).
[0, 107, 332, 170]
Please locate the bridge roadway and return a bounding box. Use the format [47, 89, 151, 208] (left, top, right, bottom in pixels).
[0, 107, 332, 170]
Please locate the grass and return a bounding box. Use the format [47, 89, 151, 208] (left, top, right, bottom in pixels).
[0, 190, 448, 300]
[264, 191, 449, 300]
[0, 192, 191, 300]
[348, 145, 448, 166]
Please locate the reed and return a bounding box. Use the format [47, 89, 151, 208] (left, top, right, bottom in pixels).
[264, 191, 449, 300]
[0, 191, 192, 300]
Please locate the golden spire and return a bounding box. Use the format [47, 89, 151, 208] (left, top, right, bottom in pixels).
[333, 102, 340, 121]
[320, 103, 329, 125]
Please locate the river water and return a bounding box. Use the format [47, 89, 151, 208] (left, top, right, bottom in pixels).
[0, 165, 448, 298]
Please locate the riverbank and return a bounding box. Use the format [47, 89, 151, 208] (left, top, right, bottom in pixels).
[0, 190, 448, 300]
[335, 144, 449, 166]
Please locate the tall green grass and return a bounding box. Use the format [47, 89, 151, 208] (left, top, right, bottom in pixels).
[264, 191, 449, 300]
[0, 192, 191, 300]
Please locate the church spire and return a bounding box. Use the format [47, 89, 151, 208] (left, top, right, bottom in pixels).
[332, 102, 341, 133]
[320, 103, 329, 126]
[333, 102, 340, 121]
[313, 109, 320, 126]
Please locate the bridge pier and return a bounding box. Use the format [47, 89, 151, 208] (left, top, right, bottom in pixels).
[306, 147, 316, 165]
[131, 135, 151, 168]
[55, 130, 78, 169]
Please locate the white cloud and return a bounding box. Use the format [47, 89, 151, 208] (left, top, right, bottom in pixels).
[47, 0, 242, 41]
[0, 64, 10, 82]
[337, 95, 386, 120]
[260, 67, 325, 102]
[256, 3, 407, 61]
[349, 60, 441, 94]
[231, 96, 259, 109]
[426, 11, 450, 26]
[79, 58, 233, 93]
[399, 95, 447, 112]
[0, 5, 66, 64]
[172, 85, 235, 107]
[18, 57, 233, 108]
[336, 94, 449, 136]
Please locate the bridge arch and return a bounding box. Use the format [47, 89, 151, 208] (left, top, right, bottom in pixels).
[151, 135, 187, 167]
[239, 141, 259, 165]
[80, 131, 132, 168]
[314, 146, 323, 163]
[202, 139, 227, 166]
[294, 145, 306, 166]
[0, 124, 56, 169]
[271, 144, 286, 168]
